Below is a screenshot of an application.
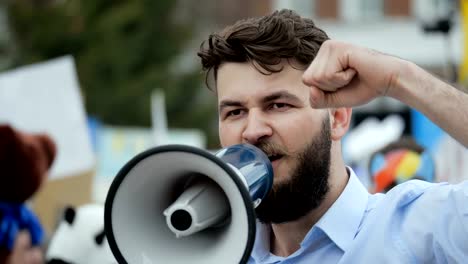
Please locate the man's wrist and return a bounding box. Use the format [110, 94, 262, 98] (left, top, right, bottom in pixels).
[386, 59, 419, 106]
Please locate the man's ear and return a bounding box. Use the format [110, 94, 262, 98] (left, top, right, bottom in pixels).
[329, 108, 352, 141]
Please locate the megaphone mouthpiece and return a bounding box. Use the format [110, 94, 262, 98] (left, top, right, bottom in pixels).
[163, 179, 230, 238]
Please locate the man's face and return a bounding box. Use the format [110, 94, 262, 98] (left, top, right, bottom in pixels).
[217, 61, 332, 223]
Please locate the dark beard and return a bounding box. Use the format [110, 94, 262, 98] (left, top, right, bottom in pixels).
[255, 118, 332, 224]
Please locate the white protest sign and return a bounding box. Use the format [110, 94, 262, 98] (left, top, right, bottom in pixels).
[0, 56, 95, 179]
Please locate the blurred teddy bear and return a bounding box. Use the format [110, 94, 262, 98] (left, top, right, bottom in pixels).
[0, 124, 56, 264]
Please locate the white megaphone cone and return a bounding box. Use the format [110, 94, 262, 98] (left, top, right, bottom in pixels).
[104, 144, 273, 264]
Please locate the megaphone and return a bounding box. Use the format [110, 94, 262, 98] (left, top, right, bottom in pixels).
[104, 144, 273, 264]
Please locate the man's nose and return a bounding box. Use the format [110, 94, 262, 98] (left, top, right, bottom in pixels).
[241, 110, 272, 145]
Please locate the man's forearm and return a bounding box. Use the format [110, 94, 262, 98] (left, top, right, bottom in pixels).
[391, 61, 468, 147]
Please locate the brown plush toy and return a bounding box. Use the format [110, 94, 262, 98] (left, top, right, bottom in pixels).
[0, 124, 57, 264]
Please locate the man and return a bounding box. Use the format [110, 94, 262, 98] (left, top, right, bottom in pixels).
[198, 9, 468, 263]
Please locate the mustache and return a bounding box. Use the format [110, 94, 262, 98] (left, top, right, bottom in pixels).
[255, 141, 292, 157]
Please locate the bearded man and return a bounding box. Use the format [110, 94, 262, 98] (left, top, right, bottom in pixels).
[198, 9, 468, 264]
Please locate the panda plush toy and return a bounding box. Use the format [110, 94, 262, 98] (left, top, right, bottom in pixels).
[46, 204, 116, 264]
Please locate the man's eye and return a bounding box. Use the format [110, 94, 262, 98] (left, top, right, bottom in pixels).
[228, 109, 241, 116]
[271, 103, 289, 109]
[227, 109, 243, 117]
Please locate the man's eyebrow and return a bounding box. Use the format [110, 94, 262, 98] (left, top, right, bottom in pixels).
[218, 100, 245, 112]
[261, 91, 301, 104]
[218, 91, 301, 112]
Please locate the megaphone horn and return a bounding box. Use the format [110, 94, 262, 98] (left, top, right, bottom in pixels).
[104, 144, 273, 264]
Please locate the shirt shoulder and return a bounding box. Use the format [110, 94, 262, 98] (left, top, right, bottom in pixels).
[368, 180, 468, 263]
[381, 179, 435, 206]
[380, 179, 468, 215]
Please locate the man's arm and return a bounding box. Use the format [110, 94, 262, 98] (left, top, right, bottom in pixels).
[302, 40, 468, 147]
[395, 61, 468, 147]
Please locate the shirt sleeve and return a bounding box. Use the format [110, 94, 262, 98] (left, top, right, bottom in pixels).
[400, 180, 468, 263]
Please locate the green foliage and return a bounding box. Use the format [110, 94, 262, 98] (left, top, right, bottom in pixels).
[7, 0, 219, 147]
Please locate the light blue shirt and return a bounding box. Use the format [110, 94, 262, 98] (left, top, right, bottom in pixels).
[248, 168, 468, 264]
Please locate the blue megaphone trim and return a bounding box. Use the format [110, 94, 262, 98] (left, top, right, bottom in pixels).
[216, 144, 273, 206]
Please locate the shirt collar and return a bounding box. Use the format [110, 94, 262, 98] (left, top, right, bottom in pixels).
[250, 167, 369, 262]
[250, 221, 274, 263]
[312, 167, 369, 252]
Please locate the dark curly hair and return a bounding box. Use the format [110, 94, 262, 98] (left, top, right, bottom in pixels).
[197, 9, 329, 90]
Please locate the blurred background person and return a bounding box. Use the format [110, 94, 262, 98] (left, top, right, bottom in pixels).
[368, 137, 436, 193]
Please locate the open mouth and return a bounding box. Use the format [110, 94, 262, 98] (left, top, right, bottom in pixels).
[267, 154, 284, 163]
